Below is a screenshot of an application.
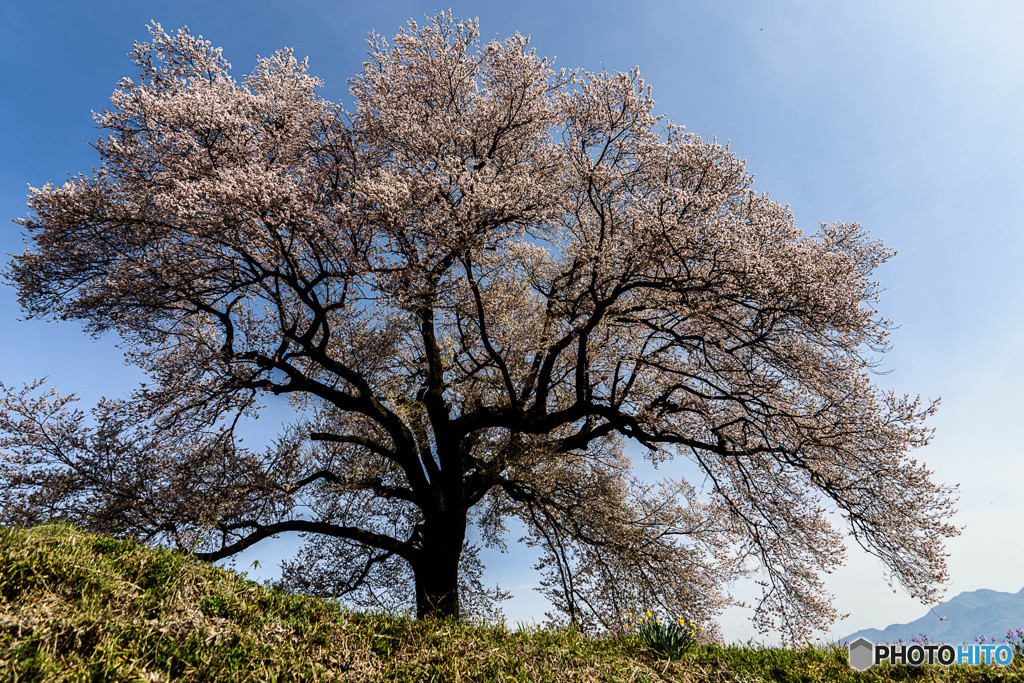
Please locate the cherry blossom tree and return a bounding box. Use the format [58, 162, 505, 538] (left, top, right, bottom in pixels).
[1, 14, 958, 639]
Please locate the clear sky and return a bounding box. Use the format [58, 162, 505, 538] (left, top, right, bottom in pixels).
[2, 0, 1022, 644]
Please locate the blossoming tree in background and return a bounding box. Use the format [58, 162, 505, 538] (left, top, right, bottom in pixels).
[0, 13, 958, 640]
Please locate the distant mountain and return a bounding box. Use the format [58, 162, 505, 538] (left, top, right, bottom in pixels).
[840, 587, 1024, 644]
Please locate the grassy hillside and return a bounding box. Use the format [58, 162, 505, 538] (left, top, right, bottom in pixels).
[0, 524, 1019, 682]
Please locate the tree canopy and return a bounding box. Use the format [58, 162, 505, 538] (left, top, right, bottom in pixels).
[1, 13, 957, 640]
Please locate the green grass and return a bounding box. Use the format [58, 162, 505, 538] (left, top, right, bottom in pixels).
[0, 524, 1021, 681]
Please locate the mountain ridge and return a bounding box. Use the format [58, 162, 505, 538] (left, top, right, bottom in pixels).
[840, 587, 1024, 644]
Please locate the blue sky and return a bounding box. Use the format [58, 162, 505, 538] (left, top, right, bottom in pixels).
[2, 1, 1022, 643]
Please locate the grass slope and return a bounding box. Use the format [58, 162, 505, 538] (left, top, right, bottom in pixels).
[0, 524, 1020, 682]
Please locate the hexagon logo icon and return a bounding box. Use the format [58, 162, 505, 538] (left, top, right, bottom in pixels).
[848, 637, 875, 671]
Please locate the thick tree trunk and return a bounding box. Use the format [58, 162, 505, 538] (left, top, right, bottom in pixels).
[413, 518, 465, 619]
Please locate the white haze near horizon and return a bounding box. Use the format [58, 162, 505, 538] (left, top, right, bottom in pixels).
[1, 0, 1022, 645]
